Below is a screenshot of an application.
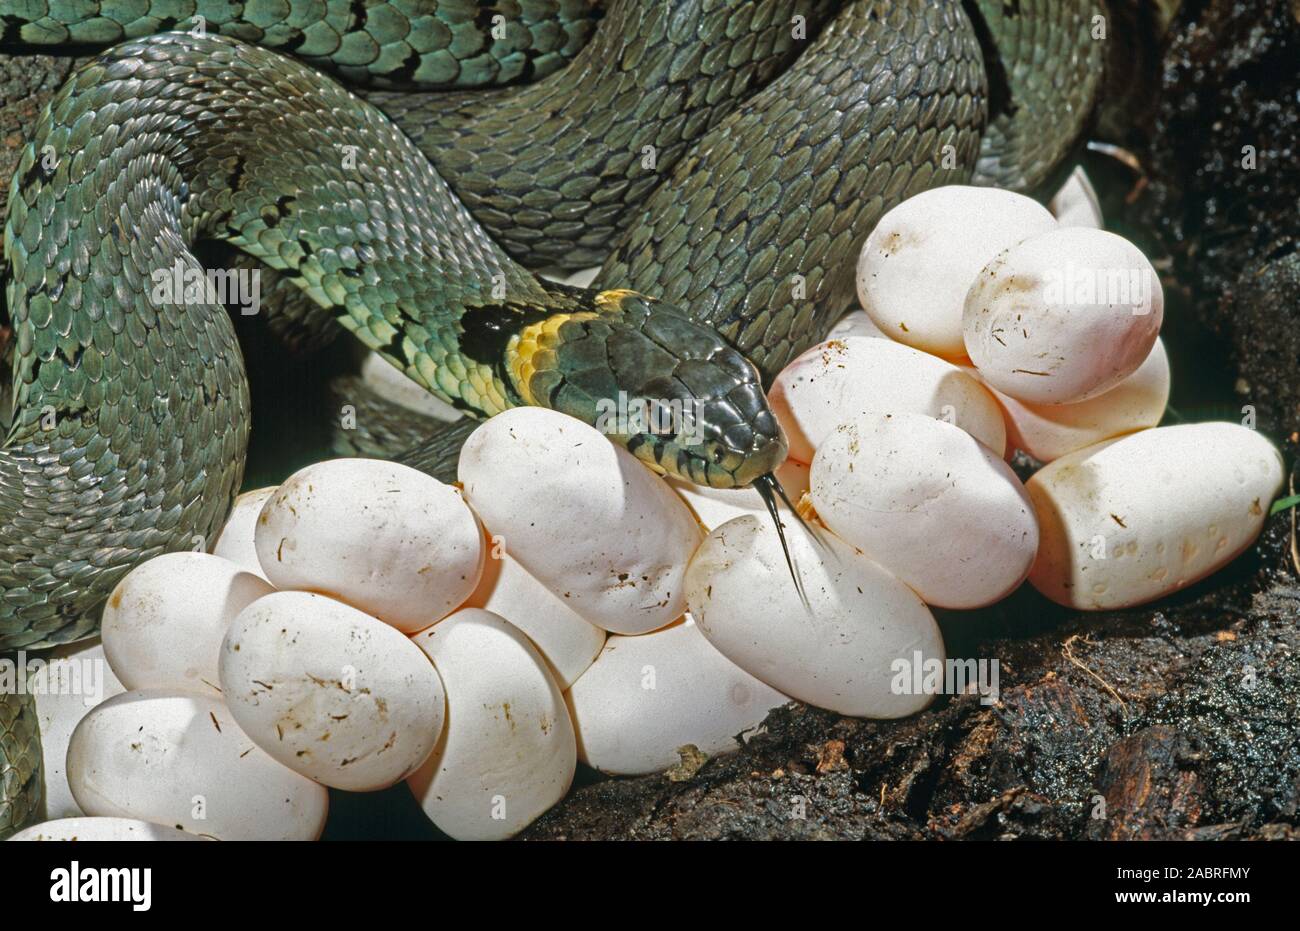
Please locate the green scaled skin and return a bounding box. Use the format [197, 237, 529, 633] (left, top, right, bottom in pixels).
[0, 0, 603, 88]
[244, 0, 1104, 387]
[0, 29, 775, 649]
[0, 690, 39, 838]
[597, 0, 1106, 381]
[374, 0, 844, 270]
[597, 0, 989, 381]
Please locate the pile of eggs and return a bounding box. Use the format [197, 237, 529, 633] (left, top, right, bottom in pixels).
[11, 179, 1285, 842]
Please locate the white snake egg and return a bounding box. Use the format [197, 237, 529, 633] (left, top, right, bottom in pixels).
[566, 618, 789, 776]
[34, 639, 125, 821]
[1028, 423, 1284, 610]
[459, 407, 702, 636]
[101, 552, 273, 695]
[963, 226, 1164, 404]
[975, 338, 1171, 463]
[463, 545, 605, 690]
[219, 590, 446, 792]
[769, 335, 1007, 463]
[212, 486, 277, 581]
[254, 458, 484, 633]
[7, 817, 207, 841]
[857, 185, 1057, 358]
[66, 689, 328, 841]
[685, 515, 944, 719]
[809, 412, 1039, 610]
[409, 609, 576, 841]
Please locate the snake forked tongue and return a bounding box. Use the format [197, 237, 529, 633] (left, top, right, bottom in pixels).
[753, 472, 818, 606]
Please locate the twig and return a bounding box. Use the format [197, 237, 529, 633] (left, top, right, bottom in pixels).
[1061, 634, 1129, 715]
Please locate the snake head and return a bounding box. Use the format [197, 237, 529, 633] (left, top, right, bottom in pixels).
[506, 289, 787, 488]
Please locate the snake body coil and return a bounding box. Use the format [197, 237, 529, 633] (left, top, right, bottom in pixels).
[0, 0, 1106, 835]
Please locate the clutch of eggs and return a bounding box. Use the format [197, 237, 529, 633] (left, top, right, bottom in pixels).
[17, 177, 1284, 842]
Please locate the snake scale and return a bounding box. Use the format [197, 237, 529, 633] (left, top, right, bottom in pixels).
[0, 0, 1107, 835]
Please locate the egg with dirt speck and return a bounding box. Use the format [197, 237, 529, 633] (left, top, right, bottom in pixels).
[409, 609, 575, 840]
[458, 407, 702, 635]
[219, 591, 446, 791]
[978, 338, 1171, 463]
[963, 227, 1163, 404]
[66, 689, 328, 840]
[1028, 423, 1284, 609]
[857, 185, 1057, 358]
[254, 459, 483, 632]
[770, 336, 1006, 463]
[685, 516, 944, 718]
[101, 552, 273, 695]
[809, 413, 1039, 609]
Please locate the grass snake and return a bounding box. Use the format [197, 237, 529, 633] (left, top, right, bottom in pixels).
[0, 0, 1106, 835]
